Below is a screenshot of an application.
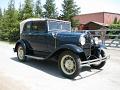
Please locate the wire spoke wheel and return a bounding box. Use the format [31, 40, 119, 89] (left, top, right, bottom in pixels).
[17, 45, 26, 62]
[18, 46, 24, 60]
[61, 55, 76, 75]
[59, 51, 81, 79]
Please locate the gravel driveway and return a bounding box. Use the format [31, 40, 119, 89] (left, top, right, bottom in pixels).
[0, 41, 120, 90]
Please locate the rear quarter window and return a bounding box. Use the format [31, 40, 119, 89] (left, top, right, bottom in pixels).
[23, 21, 31, 32]
[31, 21, 47, 33]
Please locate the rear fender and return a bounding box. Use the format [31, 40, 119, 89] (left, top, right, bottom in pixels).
[14, 39, 27, 52]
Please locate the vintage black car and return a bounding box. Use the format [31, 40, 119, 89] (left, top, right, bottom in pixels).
[14, 18, 108, 79]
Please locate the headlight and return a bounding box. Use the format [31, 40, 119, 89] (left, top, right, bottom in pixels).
[94, 37, 99, 44]
[79, 36, 86, 45]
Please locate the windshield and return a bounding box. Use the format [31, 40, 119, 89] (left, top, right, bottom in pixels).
[48, 20, 71, 31]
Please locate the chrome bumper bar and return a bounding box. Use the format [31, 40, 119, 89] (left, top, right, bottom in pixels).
[81, 55, 110, 67]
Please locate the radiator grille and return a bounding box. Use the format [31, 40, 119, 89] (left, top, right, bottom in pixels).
[83, 35, 91, 56]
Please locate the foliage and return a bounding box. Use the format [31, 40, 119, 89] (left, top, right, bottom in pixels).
[109, 24, 120, 29]
[61, 0, 80, 27]
[0, 8, 2, 17]
[18, 2, 24, 21]
[108, 18, 120, 38]
[0, 0, 19, 42]
[43, 0, 58, 18]
[22, 0, 34, 20]
[0, 8, 2, 30]
[109, 17, 120, 29]
[34, 0, 43, 18]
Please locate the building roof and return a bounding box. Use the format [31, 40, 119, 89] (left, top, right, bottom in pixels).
[74, 12, 120, 25]
[76, 12, 120, 16]
[85, 21, 109, 26]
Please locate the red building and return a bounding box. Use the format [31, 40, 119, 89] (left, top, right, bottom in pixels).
[74, 12, 120, 30]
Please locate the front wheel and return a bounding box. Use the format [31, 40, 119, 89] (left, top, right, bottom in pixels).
[58, 51, 81, 79]
[90, 50, 106, 69]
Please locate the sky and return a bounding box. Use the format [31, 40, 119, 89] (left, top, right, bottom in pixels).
[0, 0, 120, 14]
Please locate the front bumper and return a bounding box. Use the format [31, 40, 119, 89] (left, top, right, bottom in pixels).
[81, 55, 110, 67]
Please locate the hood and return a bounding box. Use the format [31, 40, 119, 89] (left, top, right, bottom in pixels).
[57, 31, 83, 37]
[56, 31, 84, 45]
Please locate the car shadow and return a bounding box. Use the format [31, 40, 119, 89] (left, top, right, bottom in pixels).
[74, 68, 103, 80]
[11, 57, 103, 80]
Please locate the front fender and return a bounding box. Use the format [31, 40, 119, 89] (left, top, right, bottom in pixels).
[92, 44, 107, 57]
[96, 44, 107, 52]
[58, 44, 84, 53]
[98, 44, 107, 49]
[47, 44, 85, 59]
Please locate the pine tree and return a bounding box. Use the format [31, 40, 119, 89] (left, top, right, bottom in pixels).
[34, 0, 43, 18]
[0, 8, 2, 18]
[18, 2, 24, 21]
[22, 0, 33, 19]
[43, 0, 58, 18]
[0, 8, 2, 26]
[0, 8, 2, 39]
[1, 0, 19, 41]
[61, 0, 80, 27]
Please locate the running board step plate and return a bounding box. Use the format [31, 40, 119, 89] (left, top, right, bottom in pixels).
[25, 55, 45, 60]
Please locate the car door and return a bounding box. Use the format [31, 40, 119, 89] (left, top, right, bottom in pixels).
[29, 21, 49, 57]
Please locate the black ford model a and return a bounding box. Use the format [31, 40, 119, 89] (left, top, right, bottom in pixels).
[14, 18, 108, 79]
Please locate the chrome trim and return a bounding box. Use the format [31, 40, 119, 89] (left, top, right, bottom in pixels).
[81, 55, 110, 67]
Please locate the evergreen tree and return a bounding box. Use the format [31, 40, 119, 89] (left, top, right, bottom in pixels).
[0, 8, 2, 39]
[34, 0, 43, 18]
[18, 2, 24, 21]
[43, 0, 58, 18]
[0, 8, 2, 18]
[1, 0, 19, 41]
[61, 0, 80, 27]
[22, 0, 33, 19]
[0, 8, 2, 26]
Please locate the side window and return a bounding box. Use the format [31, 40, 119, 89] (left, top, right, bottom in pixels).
[23, 22, 31, 32]
[31, 21, 47, 33]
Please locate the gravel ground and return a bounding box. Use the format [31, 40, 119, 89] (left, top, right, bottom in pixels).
[0, 41, 120, 90]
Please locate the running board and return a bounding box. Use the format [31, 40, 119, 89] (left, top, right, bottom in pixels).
[25, 55, 45, 60]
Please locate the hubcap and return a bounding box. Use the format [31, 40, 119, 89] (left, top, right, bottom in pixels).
[18, 46, 24, 60]
[61, 55, 76, 75]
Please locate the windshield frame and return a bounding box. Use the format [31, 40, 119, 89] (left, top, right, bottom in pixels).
[47, 20, 71, 32]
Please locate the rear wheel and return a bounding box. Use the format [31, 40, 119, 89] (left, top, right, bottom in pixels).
[90, 50, 106, 69]
[58, 51, 81, 79]
[17, 45, 26, 62]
